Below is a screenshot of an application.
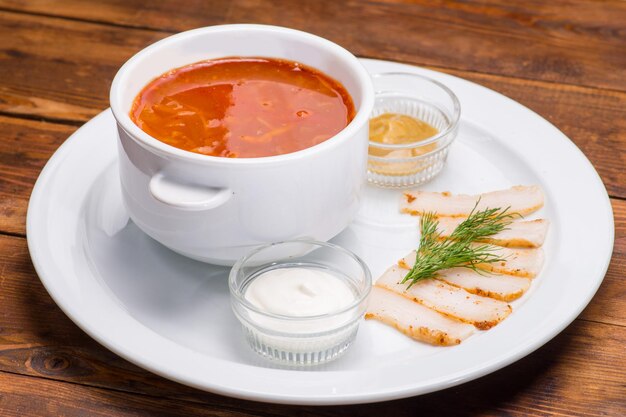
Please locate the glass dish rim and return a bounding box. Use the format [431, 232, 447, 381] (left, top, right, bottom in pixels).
[368, 137, 455, 162]
[368, 71, 461, 150]
[228, 239, 372, 322]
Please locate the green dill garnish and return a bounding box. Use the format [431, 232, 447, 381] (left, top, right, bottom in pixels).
[401, 203, 518, 288]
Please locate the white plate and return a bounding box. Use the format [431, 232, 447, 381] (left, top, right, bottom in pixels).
[27, 59, 614, 405]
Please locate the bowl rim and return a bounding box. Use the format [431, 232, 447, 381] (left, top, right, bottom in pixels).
[110, 24, 374, 166]
[368, 71, 461, 150]
[228, 240, 372, 323]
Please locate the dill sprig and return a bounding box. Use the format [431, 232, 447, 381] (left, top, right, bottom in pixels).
[401, 203, 518, 288]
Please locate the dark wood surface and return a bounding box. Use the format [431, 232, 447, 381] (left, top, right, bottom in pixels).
[0, 1, 624, 415]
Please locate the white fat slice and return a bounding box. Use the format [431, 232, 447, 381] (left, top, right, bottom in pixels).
[375, 265, 512, 330]
[400, 185, 544, 217]
[433, 267, 530, 302]
[365, 286, 474, 346]
[399, 246, 544, 278]
[474, 245, 544, 278]
[436, 218, 549, 248]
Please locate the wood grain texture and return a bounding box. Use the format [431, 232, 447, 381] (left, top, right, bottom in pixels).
[578, 198, 625, 327]
[0, 11, 167, 123]
[437, 70, 626, 198]
[0, 1, 624, 414]
[3, 318, 624, 417]
[2, 0, 626, 91]
[1, 11, 624, 198]
[0, 371, 256, 417]
[0, 231, 624, 415]
[0, 116, 75, 235]
[228, 0, 626, 90]
[0, 0, 231, 31]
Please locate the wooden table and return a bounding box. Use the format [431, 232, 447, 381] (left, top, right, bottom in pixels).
[1, 1, 624, 415]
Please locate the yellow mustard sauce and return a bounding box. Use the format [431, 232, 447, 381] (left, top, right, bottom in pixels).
[368, 113, 439, 175]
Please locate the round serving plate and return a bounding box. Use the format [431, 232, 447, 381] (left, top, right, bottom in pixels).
[26, 59, 614, 405]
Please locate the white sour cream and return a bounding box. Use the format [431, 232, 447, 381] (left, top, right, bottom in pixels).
[244, 267, 355, 317]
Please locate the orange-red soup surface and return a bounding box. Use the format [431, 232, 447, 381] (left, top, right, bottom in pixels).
[131, 57, 356, 158]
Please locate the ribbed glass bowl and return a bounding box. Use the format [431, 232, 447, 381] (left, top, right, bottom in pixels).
[368, 72, 461, 188]
[228, 240, 372, 367]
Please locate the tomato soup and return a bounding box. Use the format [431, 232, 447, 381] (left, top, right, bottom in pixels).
[130, 57, 356, 158]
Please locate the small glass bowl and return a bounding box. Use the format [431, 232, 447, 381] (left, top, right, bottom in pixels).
[368, 72, 461, 188]
[229, 240, 371, 367]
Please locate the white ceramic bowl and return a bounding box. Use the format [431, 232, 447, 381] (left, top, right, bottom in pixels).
[110, 24, 375, 265]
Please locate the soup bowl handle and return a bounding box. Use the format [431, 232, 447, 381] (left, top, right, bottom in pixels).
[149, 173, 232, 211]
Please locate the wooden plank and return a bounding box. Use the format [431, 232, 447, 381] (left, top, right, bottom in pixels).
[1, 1, 623, 414]
[439, 70, 626, 199]
[580, 198, 626, 326]
[1, 12, 625, 198]
[0, 116, 75, 235]
[419, 320, 626, 417]
[2, 1, 625, 91]
[0, 371, 257, 417]
[228, 0, 626, 91]
[0, 0, 231, 32]
[0, 11, 168, 123]
[0, 279, 623, 416]
[0, 235, 208, 403]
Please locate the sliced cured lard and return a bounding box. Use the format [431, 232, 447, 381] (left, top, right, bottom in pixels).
[365, 286, 475, 346]
[400, 186, 544, 217]
[399, 246, 544, 279]
[376, 265, 512, 330]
